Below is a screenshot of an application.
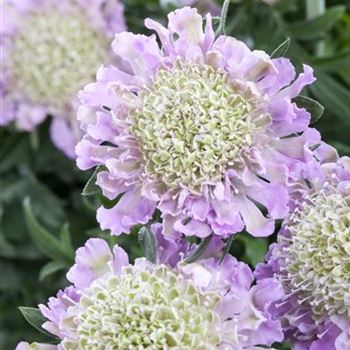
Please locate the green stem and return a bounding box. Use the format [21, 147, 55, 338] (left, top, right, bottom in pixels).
[215, 0, 231, 36]
[306, 0, 325, 56]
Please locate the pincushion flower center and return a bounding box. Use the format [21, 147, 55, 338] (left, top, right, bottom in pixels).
[131, 62, 254, 192]
[72, 265, 222, 349]
[11, 8, 107, 109]
[282, 189, 350, 320]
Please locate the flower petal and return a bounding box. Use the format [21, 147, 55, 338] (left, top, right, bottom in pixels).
[237, 195, 275, 237]
[49, 118, 77, 159]
[168, 7, 204, 46]
[112, 32, 162, 79]
[96, 187, 156, 236]
[66, 238, 113, 289]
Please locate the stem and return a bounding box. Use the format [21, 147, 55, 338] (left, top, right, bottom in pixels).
[219, 234, 235, 263]
[306, 0, 325, 56]
[215, 0, 231, 36]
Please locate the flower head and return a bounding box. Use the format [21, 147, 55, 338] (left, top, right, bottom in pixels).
[17, 225, 284, 349]
[256, 157, 350, 350]
[77, 7, 321, 239]
[1, 0, 125, 157]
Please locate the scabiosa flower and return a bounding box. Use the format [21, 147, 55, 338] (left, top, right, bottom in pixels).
[76, 6, 320, 238]
[255, 157, 350, 350]
[1, 0, 125, 158]
[16, 225, 284, 349]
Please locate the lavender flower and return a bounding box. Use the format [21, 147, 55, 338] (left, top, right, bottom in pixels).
[1, 0, 125, 158]
[256, 157, 350, 350]
[76, 6, 322, 239]
[16, 225, 284, 349]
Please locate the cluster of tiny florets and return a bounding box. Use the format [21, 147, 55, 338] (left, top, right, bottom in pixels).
[280, 186, 350, 321]
[65, 264, 223, 349]
[11, 8, 106, 109]
[131, 61, 259, 192]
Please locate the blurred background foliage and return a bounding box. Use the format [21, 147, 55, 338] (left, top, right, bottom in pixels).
[0, 0, 349, 349]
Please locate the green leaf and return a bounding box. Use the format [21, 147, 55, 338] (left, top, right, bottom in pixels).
[310, 73, 350, 127]
[39, 261, 67, 281]
[138, 226, 157, 263]
[23, 198, 73, 264]
[27, 174, 65, 228]
[59, 223, 74, 258]
[82, 166, 101, 196]
[288, 6, 345, 40]
[183, 235, 213, 264]
[237, 234, 268, 267]
[0, 178, 28, 203]
[0, 135, 29, 174]
[18, 307, 55, 338]
[29, 129, 39, 151]
[0, 232, 41, 260]
[293, 95, 324, 123]
[271, 38, 290, 58]
[0, 261, 22, 291]
[330, 141, 350, 156]
[311, 50, 350, 73]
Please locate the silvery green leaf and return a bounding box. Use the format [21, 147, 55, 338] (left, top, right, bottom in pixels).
[271, 38, 290, 58]
[294, 95, 324, 124]
[183, 235, 212, 264]
[82, 166, 101, 196]
[23, 198, 73, 264]
[19, 307, 56, 338]
[138, 226, 157, 264]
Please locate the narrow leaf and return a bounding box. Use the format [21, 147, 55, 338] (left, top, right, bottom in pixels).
[293, 95, 324, 124]
[59, 223, 74, 258]
[271, 38, 290, 58]
[27, 175, 65, 228]
[82, 166, 101, 196]
[39, 261, 67, 281]
[288, 6, 345, 40]
[138, 226, 157, 264]
[183, 235, 213, 264]
[0, 136, 28, 174]
[310, 73, 350, 127]
[18, 307, 54, 338]
[330, 142, 350, 156]
[29, 129, 39, 151]
[311, 50, 350, 73]
[23, 198, 73, 264]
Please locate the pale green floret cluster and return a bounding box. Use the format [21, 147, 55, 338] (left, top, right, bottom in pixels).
[283, 189, 350, 321]
[131, 62, 259, 192]
[65, 264, 223, 350]
[11, 8, 107, 109]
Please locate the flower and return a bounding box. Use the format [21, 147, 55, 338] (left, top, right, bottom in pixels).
[17, 226, 284, 349]
[1, 0, 125, 158]
[76, 6, 320, 239]
[255, 157, 350, 350]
